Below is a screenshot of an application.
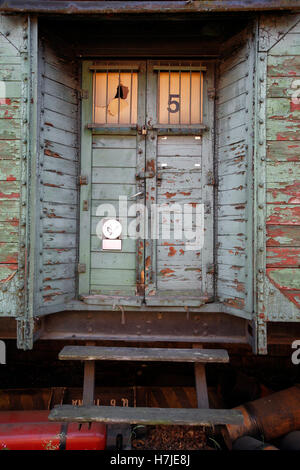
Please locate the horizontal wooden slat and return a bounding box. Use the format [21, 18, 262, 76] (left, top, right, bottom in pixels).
[59, 346, 229, 363]
[92, 135, 136, 149]
[49, 405, 243, 426]
[267, 247, 300, 267]
[93, 148, 136, 167]
[266, 225, 300, 246]
[267, 141, 300, 162]
[267, 55, 300, 77]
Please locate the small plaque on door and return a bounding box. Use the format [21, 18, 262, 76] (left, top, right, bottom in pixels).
[102, 218, 122, 251]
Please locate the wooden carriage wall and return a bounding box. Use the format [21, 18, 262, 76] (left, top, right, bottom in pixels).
[0, 5, 299, 354]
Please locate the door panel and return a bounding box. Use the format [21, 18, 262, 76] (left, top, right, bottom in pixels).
[79, 60, 214, 306]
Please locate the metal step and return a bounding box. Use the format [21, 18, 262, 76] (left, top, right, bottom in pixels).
[49, 405, 243, 426]
[58, 346, 229, 363]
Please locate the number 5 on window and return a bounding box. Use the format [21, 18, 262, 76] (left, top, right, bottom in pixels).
[167, 94, 180, 113]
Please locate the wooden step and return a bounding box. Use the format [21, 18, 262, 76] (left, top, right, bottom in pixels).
[59, 346, 229, 363]
[49, 405, 243, 426]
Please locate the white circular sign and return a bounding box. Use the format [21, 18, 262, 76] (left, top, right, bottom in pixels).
[102, 219, 122, 240]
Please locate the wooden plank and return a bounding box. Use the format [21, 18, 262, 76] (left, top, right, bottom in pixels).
[44, 140, 78, 162]
[267, 247, 300, 267]
[44, 109, 78, 134]
[0, 140, 20, 159]
[82, 361, 95, 407]
[44, 61, 78, 90]
[269, 33, 300, 56]
[0, 158, 20, 181]
[44, 93, 78, 118]
[44, 77, 77, 105]
[42, 263, 76, 280]
[91, 268, 136, 286]
[267, 98, 300, 120]
[43, 233, 77, 249]
[218, 248, 245, 267]
[193, 344, 209, 409]
[266, 119, 300, 141]
[267, 161, 300, 183]
[267, 77, 300, 98]
[218, 60, 249, 90]
[91, 252, 136, 269]
[266, 225, 300, 246]
[0, 118, 20, 139]
[0, 242, 18, 264]
[42, 202, 77, 219]
[267, 55, 300, 77]
[43, 186, 77, 205]
[217, 94, 246, 119]
[43, 248, 76, 266]
[218, 188, 247, 205]
[218, 109, 246, 134]
[267, 267, 300, 290]
[44, 125, 77, 148]
[43, 155, 78, 177]
[92, 167, 136, 184]
[59, 346, 229, 363]
[267, 141, 300, 162]
[43, 217, 77, 233]
[218, 125, 246, 147]
[0, 98, 20, 119]
[0, 199, 19, 220]
[49, 405, 243, 426]
[93, 148, 136, 167]
[92, 183, 136, 200]
[43, 170, 76, 191]
[92, 135, 136, 149]
[0, 222, 18, 243]
[0, 81, 21, 98]
[267, 204, 300, 225]
[217, 77, 246, 105]
[267, 181, 300, 204]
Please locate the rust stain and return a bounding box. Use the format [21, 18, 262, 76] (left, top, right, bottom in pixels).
[1, 255, 17, 264]
[44, 122, 54, 127]
[6, 175, 16, 182]
[164, 192, 176, 199]
[179, 249, 184, 255]
[179, 191, 191, 196]
[145, 256, 151, 270]
[160, 268, 175, 277]
[168, 246, 177, 257]
[7, 217, 19, 227]
[44, 149, 61, 159]
[147, 159, 155, 173]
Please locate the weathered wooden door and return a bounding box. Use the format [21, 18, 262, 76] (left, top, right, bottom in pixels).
[79, 61, 214, 307]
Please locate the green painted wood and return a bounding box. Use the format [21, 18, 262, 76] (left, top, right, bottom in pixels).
[267, 204, 300, 225]
[49, 405, 243, 426]
[44, 109, 78, 133]
[43, 248, 76, 265]
[269, 33, 300, 56]
[267, 77, 300, 98]
[267, 247, 300, 267]
[44, 93, 78, 118]
[44, 78, 77, 105]
[92, 167, 136, 184]
[267, 141, 300, 162]
[0, 118, 20, 139]
[267, 268, 300, 290]
[93, 148, 136, 167]
[267, 161, 300, 183]
[44, 140, 78, 161]
[0, 140, 21, 159]
[266, 225, 300, 246]
[42, 202, 77, 219]
[91, 268, 136, 286]
[59, 345, 229, 362]
[218, 77, 246, 105]
[267, 182, 299, 204]
[91, 252, 136, 269]
[267, 55, 300, 77]
[0, 243, 18, 263]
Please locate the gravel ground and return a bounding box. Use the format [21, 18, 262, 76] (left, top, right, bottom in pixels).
[131, 425, 216, 450]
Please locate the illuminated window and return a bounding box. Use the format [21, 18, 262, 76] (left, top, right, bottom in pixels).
[157, 70, 204, 125]
[93, 71, 138, 125]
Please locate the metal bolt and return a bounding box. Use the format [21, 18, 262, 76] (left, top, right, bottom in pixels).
[259, 141, 263, 145]
[259, 183, 263, 188]
[259, 204, 263, 209]
[259, 119, 264, 124]
[261, 157, 265, 161]
[259, 269, 263, 273]
[260, 56, 265, 61]
[260, 77, 264, 82]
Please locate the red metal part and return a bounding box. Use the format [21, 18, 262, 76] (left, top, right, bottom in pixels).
[0, 410, 106, 450]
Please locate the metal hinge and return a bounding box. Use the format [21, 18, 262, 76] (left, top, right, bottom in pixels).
[78, 175, 88, 185]
[136, 171, 155, 180]
[206, 171, 215, 186]
[78, 263, 86, 274]
[207, 263, 217, 275]
[79, 89, 88, 100]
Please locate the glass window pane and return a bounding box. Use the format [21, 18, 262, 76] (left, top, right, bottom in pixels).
[94, 71, 138, 125]
[158, 70, 203, 125]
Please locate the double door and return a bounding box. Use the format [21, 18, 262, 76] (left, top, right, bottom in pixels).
[79, 60, 214, 307]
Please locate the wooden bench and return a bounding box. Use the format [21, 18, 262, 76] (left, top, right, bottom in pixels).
[48, 345, 243, 428]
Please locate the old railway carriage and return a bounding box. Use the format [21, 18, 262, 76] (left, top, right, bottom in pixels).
[0, 0, 299, 366]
